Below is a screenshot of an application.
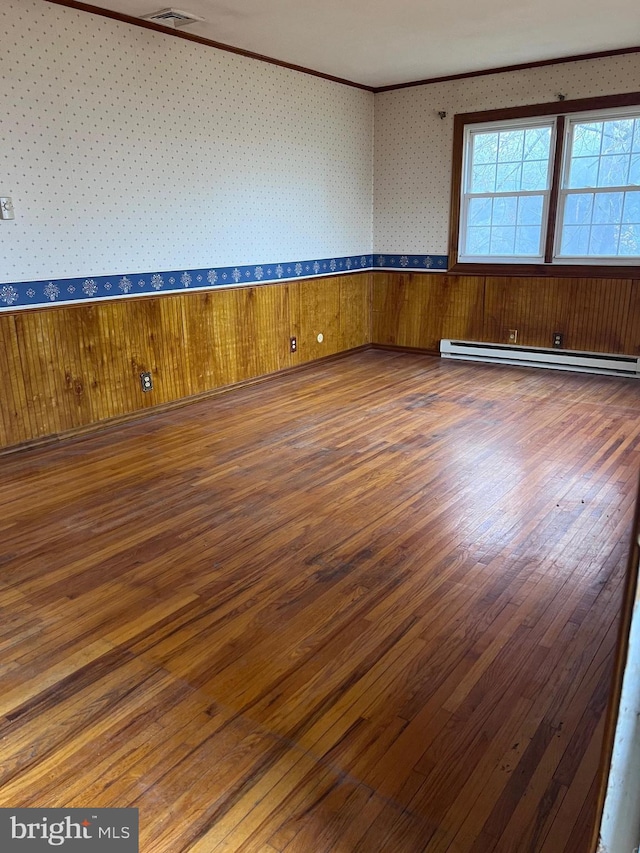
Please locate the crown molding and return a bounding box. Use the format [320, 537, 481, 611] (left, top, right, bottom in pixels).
[43, 0, 374, 91]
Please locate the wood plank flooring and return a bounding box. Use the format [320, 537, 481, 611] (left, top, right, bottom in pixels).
[1, 349, 639, 852]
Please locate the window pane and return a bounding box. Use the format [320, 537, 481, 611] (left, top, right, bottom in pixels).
[521, 160, 549, 190]
[464, 193, 545, 258]
[523, 127, 551, 161]
[468, 196, 492, 227]
[589, 224, 619, 254]
[559, 189, 640, 257]
[622, 191, 640, 223]
[568, 119, 640, 191]
[619, 224, 640, 255]
[628, 154, 640, 185]
[470, 163, 496, 193]
[496, 162, 522, 192]
[492, 196, 518, 225]
[568, 156, 599, 188]
[572, 122, 602, 157]
[561, 225, 590, 255]
[472, 132, 499, 165]
[515, 226, 541, 255]
[601, 119, 634, 154]
[517, 195, 544, 225]
[592, 191, 623, 224]
[466, 227, 491, 255]
[563, 193, 593, 225]
[597, 154, 629, 187]
[490, 226, 516, 254]
[498, 130, 524, 162]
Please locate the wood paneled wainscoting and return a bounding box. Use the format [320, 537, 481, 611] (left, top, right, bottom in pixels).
[372, 272, 640, 356]
[4, 270, 640, 452]
[0, 273, 372, 452]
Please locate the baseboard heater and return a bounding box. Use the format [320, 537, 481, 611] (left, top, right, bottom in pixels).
[440, 340, 640, 378]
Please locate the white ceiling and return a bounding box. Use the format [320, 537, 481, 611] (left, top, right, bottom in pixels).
[66, 0, 640, 88]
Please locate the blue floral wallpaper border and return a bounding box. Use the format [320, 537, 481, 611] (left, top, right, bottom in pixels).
[373, 254, 448, 271]
[0, 253, 450, 311]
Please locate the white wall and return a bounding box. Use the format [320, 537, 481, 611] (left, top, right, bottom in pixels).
[374, 54, 640, 255]
[598, 606, 640, 853]
[0, 0, 374, 284]
[598, 540, 640, 853]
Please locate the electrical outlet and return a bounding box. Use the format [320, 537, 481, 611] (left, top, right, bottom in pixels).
[140, 371, 153, 392]
[290, 336, 297, 353]
[552, 332, 564, 348]
[508, 329, 518, 344]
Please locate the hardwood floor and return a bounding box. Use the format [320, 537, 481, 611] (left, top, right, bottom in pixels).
[1, 349, 639, 852]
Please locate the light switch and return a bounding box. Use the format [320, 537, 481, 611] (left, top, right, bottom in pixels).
[0, 198, 15, 220]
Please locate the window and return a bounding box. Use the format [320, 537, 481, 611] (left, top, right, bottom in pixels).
[557, 113, 640, 259]
[461, 119, 554, 262]
[450, 93, 640, 275]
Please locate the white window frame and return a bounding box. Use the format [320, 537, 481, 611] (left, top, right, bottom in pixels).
[459, 116, 556, 264]
[453, 99, 640, 271]
[553, 106, 640, 265]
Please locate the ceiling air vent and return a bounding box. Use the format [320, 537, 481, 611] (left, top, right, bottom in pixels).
[141, 8, 204, 28]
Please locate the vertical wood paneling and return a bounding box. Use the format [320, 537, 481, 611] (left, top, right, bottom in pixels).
[0, 275, 371, 451]
[371, 272, 410, 345]
[209, 290, 241, 389]
[35, 311, 70, 434]
[298, 276, 342, 362]
[14, 313, 46, 438]
[13, 316, 37, 436]
[180, 292, 219, 396]
[36, 311, 66, 439]
[1, 317, 30, 443]
[372, 273, 484, 350]
[231, 284, 293, 380]
[61, 306, 100, 428]
[4, 270, 636, 452]
[249, 284, 293, 376]
[340, 273, 372, 352]
[233, 288, 260, 382]
[373, 272, 638, 357]
[624, 280, 640, 355]
[483, 277, 633, 352]
[436, 274, 485, 343]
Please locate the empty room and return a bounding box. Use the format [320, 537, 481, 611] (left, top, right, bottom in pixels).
[2, 1, 640, 851]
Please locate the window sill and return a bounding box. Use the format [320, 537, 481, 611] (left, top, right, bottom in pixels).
[447, 261, 640, 279]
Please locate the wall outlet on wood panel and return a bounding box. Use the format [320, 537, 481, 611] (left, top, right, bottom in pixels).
[553, 332, 564, 348]
[508, 329, 518, 344]
[290, 336, 297, 353]
[140, 372, 153, 392]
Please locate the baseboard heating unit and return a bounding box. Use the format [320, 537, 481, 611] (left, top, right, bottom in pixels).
[440, 340, 640, 378]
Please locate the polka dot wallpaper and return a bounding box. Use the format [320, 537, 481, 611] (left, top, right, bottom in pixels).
[0, 0, 374, 286]
[2, 0, 639, 305]
[374, 53, 640, 255]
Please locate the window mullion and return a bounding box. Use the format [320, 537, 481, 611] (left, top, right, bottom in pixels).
[544, 115, 565, 263]
[464, 190, 552, 199]
[560, 184, 639, 195]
